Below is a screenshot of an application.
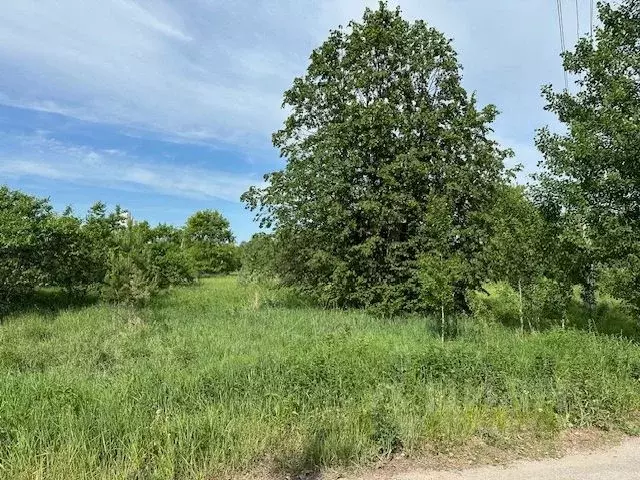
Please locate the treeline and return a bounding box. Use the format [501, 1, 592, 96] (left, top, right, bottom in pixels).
[0, 187, 240, 313]
[3, 1, 638, 329]
[241, 1, 640, 327]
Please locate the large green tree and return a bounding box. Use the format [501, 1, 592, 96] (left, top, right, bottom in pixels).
[184, 210, 239, 275]
[243, 2, 510, 313]
[535, 0, 640, 310]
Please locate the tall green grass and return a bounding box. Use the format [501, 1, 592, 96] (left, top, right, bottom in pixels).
[1, 277, 639, 479]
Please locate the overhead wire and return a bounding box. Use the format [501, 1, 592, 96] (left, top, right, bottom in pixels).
[575, 0, 581, 40]
[556, 0, 570, 89]
[590, 0, 594, 43]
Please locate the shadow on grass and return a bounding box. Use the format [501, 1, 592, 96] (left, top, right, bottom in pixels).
[1, 288, 99, 321]
[568, 300, 640, 340]
[272, 429, 344, 480]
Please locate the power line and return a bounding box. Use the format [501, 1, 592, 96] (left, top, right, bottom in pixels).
[556, 0, 566, 55]
[556, 0, 569, 89]
[575, 0, 580, 40]
[590, 0, 595, 42]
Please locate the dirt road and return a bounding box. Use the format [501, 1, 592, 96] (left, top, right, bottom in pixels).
[346, 438, 640, 480]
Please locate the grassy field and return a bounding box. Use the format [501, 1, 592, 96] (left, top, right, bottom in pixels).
[1, 277, 639, 479]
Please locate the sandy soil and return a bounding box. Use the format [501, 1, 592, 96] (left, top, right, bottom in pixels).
[341, 437, 640, 480]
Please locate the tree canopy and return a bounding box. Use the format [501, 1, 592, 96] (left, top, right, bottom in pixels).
[243, 1, 510, 314]
[184, 210, 235, 245]
[185, 210, 239, 275]
[535, 0, 640, 309]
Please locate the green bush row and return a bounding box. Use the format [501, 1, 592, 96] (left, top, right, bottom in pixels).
[0, 187, 240, 311]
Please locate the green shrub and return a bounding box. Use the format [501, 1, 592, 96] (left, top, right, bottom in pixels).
[0, 187, 51, 312]
[524, 277, 572, 329]
[147, 242, 195, 289]
[469, 283, 519, 327]
[41, 213, 98, 295]
[1, 187, 209, 313]
[599, 257, 640, 313]
[474, 279, 573, 331]
[188, 243, 241, 275]
[239, 233, 278, 283]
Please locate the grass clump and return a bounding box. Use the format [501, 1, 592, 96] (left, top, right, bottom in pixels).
[0, 277, 639, 479]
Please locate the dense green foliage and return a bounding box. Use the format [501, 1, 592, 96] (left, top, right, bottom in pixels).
[0, 187, 51, 311]
[185, 210, 241, 275]
[535, 0, 640, 310]
[0, 188, 240, 312]
[135, 223, 196, 290]
[243, 3, 510, 314]
[1, 2, 640, 478]
[0, 277, 638, 479]
[239, 233, 278, 282]
[484, 186, 574, 331]
[239, 0, 640, 326]
[101, 220, 161, 306]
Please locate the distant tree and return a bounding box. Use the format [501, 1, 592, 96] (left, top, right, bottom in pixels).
[148, 223, 184, 245]
[185, 210, 234, 245]
[0, 186, 200, 311]
[242, 2, 510, 314]
[82, 202, 122, 286]
[115, 221, 195, 289]
[535, 0, 640, 310]
[419, 253, 465, 340]
[146, 224, 195, 289]
[185, 210, 238, 275]
[417, 196, 468, 337]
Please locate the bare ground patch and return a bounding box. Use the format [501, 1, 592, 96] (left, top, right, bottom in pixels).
[236, 428, 630, 480]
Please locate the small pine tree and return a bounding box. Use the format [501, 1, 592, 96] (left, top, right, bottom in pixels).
[101, 220, 158, 306]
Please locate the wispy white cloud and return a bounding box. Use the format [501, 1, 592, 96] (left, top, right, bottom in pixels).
[0, 0, 296, 146]
[0, 134, 261, 202]
[0, 0, 599, 162]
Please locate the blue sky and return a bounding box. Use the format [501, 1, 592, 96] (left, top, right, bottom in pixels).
[0, 0, 595, 241]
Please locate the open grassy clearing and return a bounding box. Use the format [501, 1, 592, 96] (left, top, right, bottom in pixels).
[1, 277, 639, 479]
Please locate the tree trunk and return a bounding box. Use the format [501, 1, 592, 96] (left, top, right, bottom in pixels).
[518, 278, 524, 334]
[582, 263, 596, 322]
[454, 285, 471, 315]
